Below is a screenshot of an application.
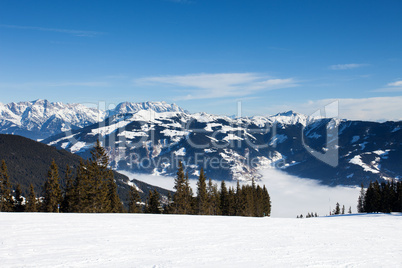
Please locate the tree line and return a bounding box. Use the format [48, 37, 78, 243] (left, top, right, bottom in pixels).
[357, 180, 402, 213]
[135, 161, 271, 217]
[1, 142, 271, 217]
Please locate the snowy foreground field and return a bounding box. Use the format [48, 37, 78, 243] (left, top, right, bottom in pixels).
[1, 213, 401, 267]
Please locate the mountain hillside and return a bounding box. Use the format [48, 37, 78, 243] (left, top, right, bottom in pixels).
[0, 134, 171, 202]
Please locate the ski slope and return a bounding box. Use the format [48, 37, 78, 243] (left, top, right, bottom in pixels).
[1, 213, 401, 267]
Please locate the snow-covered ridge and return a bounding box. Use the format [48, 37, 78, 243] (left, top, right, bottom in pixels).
[0, 99, 187, 140]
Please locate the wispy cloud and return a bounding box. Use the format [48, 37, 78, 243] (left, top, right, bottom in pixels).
[372, 80, 402, 92]
[329, 63, 368, 70]
[388, 80, 402, 87]
[0, 24, 104, 37]
[136, 73, 298, 100]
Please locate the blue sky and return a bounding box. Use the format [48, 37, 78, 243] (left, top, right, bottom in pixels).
[0, 0, 401, 120]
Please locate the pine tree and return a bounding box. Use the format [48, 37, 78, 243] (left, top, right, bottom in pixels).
[43, 160, 63, 212]
[173, 162, 193, 214]
[14, 183, 24, 212]
[220, 180, 229, 215]
[71, 159, 90, 212]
[348, 206, 352, 214]
[206, 178, 220, 215]
[108, 176, 123, 213]
[357, 183, 365, 213]
[87, 140, 112, 212]
[333, 202, 341, 215]
[146, 189, 161, 214]
[196, 168, 208, 215]
[61, 165, 75, 212]
[341, 205, 345, 214]
[128, 185, 141, 213]
[0, 160, 14, 212]
[26, 184, 37, 212]
[262, 185, 271, 217]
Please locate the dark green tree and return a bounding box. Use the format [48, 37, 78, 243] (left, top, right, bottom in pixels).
[206, 178, 220, 215]
[196, 168, 208, 215]
[43, 160, 63, 212]
[0, 160, 14, 212]
[146, 189, 161, 214]
[128, 185, 142, 213]
[357, 183, 365, 213]
[333, 202, 341, 215]
[219, 180, 229, 215]
[261, 185, 271, 217]
[61, 165, 75, 212]
[25, 184, 38, 212]
[14, 183, 24, 212]
[173, 162, 193, 214]
[108, 176, 123, 213]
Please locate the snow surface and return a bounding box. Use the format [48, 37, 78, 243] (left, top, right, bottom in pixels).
[0, 213, 401, 267]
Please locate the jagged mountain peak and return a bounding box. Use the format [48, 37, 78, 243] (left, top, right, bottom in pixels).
[110, 101, 187, 116]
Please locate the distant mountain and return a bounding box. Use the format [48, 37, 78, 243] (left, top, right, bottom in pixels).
[43, 110, 402, 186]
[0, 134, 172, 203]
[0, 99, 186, 140]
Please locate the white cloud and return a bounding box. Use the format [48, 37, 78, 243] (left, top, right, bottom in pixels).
[256, 96, 402, 122]
[388, 80, 402, 87]
[136, 73, 298, 100]
[329, 64, 368, 70]
[372, 80, 402, 92]
[0, 24, 103, 37]
[258, 169, 359, 218]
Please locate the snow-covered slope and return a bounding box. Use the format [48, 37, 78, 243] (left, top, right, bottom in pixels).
[0, 100, 186, 140]
[1, 213, 401, 267]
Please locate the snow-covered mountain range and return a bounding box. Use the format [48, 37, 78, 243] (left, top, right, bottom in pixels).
[0, 99, 186, 140]
[38, 102, 401, 186]
[1, 99, 401, 186]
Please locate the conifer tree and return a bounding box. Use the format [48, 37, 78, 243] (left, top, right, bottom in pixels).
[348, 206, 352, 214]
[196, 168, 208, 215]
[173, 162, 193, 214]
[108, 176, 123, 213]
[26, 184, 37, 212]
[43, 160, 63, 212]
[341, 205, 345, 214]
[234, 180, 244, 216]
[357, 183, 365, 213]
[206, 178, 220, 215]
[128, 185, 141, 213]
[14, 183, 24, 212]
[87, 140, 112, 212]
[146, 189, 161, 214]
[333, 202, 341, 215]
[0, 160, 14, 212]
[262, 185, 271, 217]
[227, 187, 236, 216]
[61, 165, 75, 212]
[220, 180, 229, 215]
[71, 159, 90, 212]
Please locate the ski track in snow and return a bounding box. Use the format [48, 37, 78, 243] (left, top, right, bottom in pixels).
[0, 213, 401, 267]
